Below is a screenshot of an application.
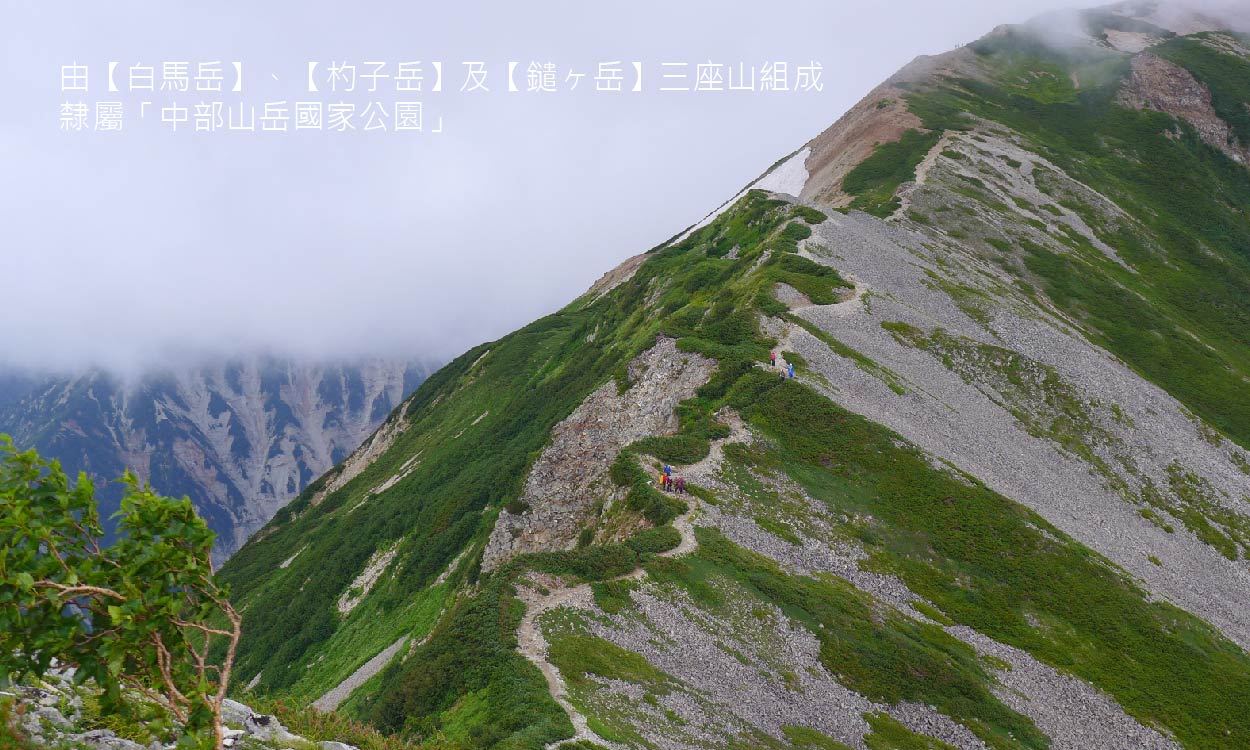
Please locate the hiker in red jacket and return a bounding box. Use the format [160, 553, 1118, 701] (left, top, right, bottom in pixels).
[770, 351, 777, 366]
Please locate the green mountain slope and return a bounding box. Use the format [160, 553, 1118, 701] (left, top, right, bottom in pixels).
[221, 5, 1250, 749]
[894, 26, 1250, 452]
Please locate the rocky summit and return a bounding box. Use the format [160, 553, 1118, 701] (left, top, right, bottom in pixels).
[214, 3, 1250, 749]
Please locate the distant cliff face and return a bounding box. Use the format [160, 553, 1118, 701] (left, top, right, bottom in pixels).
[0, 359, 428, 559]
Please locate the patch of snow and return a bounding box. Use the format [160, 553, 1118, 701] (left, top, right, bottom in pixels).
[674, 147, 812, 244]
[752, 147, 811, 197]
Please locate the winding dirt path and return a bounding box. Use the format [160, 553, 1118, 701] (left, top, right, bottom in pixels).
[515, 266, 860, 746]
[517, 583, 615, 748]
[514, 449, 719, 749]
[773, 275, 867, 378]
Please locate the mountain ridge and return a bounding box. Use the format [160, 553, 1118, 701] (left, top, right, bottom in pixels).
[219, 4, 1250, 749]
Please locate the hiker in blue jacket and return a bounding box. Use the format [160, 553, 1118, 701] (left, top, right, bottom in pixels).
[788, 363, 795, 379]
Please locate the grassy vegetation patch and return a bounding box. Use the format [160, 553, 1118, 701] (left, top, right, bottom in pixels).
[780, 221, 813, 249]
[767, 254, 853, 305]
[782, 724, 853, 750]
[863, 713, 956, 750]
[903, 43, 1250, 453]
[547, 634, 678, 695]
[654, 528, 1045, 750]
[791, 205, 829, 225]
[733, 371, 1250, 750]
[843, 129, 943, 217]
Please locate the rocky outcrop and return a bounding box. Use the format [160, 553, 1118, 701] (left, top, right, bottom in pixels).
[800, 43, 983, 208]
[1119, 52, 1249, 164]
[481, 337, 716, 570]
[800, 87, 925, 208]
[585, 253, 649, 301]
[1, 666, 357, 750]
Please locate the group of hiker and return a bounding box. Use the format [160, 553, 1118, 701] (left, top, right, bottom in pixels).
[769, 350, 795, 379]
[654, 351, 793, 496]
[658, 464, 687, 493]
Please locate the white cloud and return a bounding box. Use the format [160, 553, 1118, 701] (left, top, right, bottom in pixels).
[0, 0, 1089, 373]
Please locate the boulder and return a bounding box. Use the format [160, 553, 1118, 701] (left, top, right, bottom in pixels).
[221, 698, 252, 727]
[243, 712, 301, 745]
[75, 729, 147, 750]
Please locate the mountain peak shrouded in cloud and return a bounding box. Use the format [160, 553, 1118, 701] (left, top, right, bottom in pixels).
[1131, 0, 1250, 32]
[4, 0, 1097, 376]
[1019, 1, 1250, 51]
[0, 356, 432, 559]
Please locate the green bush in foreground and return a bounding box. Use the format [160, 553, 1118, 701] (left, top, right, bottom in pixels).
[0, 436, 241, 750]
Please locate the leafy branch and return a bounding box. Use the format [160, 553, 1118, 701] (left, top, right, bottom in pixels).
[0, 435, 241, 750]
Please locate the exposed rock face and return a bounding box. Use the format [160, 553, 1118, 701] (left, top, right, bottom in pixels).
[585, 252, 650, 301]
[1119, 51, 1250, 164]
[799, 46, 981, 207]
[0, 358, 428, 558]
[481, 337, 716, 570]
[800, 87, 923, 207]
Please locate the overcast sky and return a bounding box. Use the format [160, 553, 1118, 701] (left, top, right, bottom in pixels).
[2, 0, 1094, 373]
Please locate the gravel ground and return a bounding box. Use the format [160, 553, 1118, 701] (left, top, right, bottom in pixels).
[946, 626, 1180, 750]
[584, 583, 988, 750]
[790, 203, 1250, 650]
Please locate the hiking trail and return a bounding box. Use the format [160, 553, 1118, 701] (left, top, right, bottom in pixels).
[515, 413, 756, 749]
[517, 492, 698, 750]
[773, 274, 867, 377]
